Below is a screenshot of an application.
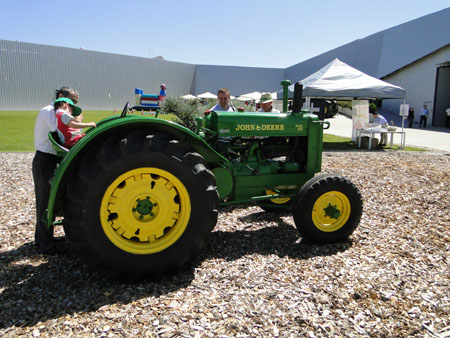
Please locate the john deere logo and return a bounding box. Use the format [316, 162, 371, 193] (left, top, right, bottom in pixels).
[235, 124, 285, 131]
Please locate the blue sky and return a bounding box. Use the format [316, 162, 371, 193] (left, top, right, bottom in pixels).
[1, 0, 448, 68]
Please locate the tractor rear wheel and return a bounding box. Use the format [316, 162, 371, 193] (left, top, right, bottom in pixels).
[63, 130, 218, 279]
[293, 174, 362, 243]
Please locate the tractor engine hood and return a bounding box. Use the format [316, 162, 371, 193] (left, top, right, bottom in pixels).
[204, 111, 318, 137]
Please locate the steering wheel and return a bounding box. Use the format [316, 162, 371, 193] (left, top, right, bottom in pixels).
[120, 101, 130, 118]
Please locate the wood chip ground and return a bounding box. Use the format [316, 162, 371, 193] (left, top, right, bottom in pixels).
[0, 151, 449, 337]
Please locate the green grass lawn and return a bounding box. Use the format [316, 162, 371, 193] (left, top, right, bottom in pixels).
[0, 111, 424, 152]
[323, 134, 356, 150]
[0, 110, 176, 152]
[323, 133, 424, 151]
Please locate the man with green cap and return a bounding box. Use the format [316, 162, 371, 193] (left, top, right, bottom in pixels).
[54, 97, 96, 148]
[258, 92, 279, 113]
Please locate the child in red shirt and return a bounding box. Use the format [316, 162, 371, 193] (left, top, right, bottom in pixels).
[54, 97, 96, 148]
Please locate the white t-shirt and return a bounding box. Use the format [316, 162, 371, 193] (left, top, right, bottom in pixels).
[258, 108, 280, 113]
[209, 103, 236, 112]
[373, 115, 388, 125]
[34, 103, 57, 154]
[446, 108, 450, 116]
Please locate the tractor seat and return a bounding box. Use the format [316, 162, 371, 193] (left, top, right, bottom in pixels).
[48, 131, 69, 157]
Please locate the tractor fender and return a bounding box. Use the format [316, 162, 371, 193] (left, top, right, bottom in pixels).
[46, 115, 228, 228]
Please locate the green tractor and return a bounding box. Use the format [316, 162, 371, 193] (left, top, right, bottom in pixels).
[46, 81, 362, 279]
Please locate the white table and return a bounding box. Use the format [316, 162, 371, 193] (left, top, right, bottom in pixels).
[356, 128, 406, 150]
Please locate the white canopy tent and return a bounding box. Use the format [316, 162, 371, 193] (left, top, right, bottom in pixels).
[277, 58, 406, 100]
[237, 91, 261, 101]
[197, 92, 217, 99]
[181, 94, 197, 100]
[276, 58, 407, 144]
[238, 91, 278, 102]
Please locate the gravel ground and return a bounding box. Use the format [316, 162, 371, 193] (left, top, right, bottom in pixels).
[0, 151, 449, 337]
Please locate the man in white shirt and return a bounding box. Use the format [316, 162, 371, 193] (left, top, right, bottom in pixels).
[209, 88, 236, 112]
[419, 105, 430, 128]
[32, 87, 79, 254]
[258, 92, 280, 113]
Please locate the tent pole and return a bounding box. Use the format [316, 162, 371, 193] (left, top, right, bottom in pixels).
[401, 99, 406, 149]
[402, 99, 405, 132]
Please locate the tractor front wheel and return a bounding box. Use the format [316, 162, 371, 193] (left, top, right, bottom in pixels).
[293, 174, 362, 243]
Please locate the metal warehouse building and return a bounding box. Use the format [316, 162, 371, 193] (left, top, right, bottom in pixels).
[1, 7, 449, 125]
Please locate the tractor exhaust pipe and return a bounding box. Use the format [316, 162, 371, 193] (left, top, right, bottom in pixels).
[292, 82, 303, 114]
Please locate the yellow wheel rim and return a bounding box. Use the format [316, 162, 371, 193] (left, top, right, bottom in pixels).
[312, 191, 350, 232]
[100, 168, 191, 254]
[265, 189, 291, 204]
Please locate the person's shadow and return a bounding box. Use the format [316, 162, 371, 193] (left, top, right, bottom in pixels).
[0, 208, 353, 329]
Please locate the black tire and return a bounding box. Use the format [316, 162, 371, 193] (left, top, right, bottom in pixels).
[63, 130, 219, 280]
[293, 174, 362, 243]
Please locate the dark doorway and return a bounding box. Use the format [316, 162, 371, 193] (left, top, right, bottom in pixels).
[433, 64, 450, 126]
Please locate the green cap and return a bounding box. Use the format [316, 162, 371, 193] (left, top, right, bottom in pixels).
[54, 97, 82, 116]
[259, 92, 273, 104]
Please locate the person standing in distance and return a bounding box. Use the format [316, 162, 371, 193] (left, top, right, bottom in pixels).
[419, 105, 430, 128]
[32, 87, 79, 254]
[445, 106, 450, 128]
[210, 88, 236, 112]
[408, 106, 415, 128]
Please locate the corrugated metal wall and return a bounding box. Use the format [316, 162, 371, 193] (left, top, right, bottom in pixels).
[0, 40, 196, 111]
[2, 5, 449, 114]
[0, 40, 287, 111]
[194, 64, 285, 96]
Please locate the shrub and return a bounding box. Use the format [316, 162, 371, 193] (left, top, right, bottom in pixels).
[176, 104, 199, 131]
[160, 97, 183, 115]
[232, 99, 256, 111]
[161, 97, 201, 131]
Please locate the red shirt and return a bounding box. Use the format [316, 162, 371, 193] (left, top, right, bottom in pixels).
[55, 109, 85, 147]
